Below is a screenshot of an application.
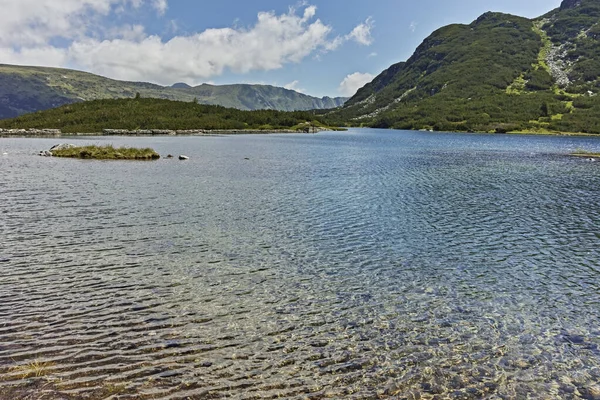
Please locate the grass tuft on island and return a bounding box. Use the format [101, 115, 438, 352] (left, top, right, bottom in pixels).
[52, 145, 160, 160]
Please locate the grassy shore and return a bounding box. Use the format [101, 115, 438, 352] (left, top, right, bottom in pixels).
[51, 145, 160, 160]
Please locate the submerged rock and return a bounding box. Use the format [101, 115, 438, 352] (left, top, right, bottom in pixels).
[581, 385, 600, 400]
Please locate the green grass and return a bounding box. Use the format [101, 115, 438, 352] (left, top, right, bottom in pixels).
[506, 74, 527, 95]
[51, 145, 160, 160]
[9, 360, 55, 379]
[532, 21, 552, 73]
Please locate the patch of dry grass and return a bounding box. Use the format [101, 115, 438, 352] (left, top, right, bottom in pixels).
[52, 145, 160, 160]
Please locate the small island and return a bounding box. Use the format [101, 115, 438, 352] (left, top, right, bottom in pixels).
[49, 144, 160, 160]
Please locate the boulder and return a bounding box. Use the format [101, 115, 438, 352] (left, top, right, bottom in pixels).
[50, 144, 76, 151]
[179, 155, 189, 160]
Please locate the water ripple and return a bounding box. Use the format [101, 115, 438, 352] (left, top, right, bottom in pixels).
[1, 131, 600, 398]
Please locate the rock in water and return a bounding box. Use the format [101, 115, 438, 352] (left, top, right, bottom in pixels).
[50, 144, 76, 151]
[179, 155, 189, 160]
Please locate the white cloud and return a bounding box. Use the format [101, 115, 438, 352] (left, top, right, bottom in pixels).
[152, 0, 168, 15]
[347, 17, 374, 46]
[338, 72, 374, 96]
[0, 46, 68, 67]
[409, 21, 418, 33]
[0, 0, 149, 47]
[109, 24, 147, 41]
[64, 9, 337, 84]
[0, 1, 371, 86]
[283, 80, 305, 93]
[368, 52, 378, 58]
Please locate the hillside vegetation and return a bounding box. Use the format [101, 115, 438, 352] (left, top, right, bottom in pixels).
[0, 98, 333, 133]
[327, 0, 600, 134]
[0, 64, 347, 119]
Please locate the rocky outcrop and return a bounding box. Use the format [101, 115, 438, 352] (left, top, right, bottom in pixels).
[102, 129, 179, 135]
[0, 128, 62, 136]
[546, 44, 571, 88]
[560, 0, 582, 10]
[50, 144, 76, 151]
[39, 143, 76, 157]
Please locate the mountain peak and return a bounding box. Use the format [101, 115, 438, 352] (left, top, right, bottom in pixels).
[560, 0, 581, 9]
[171, 82, 192, 89]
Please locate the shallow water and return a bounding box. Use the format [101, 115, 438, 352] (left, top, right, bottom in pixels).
[1, 129, 600, 399]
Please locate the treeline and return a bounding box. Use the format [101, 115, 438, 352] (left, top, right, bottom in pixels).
[0, 98, 329, 133]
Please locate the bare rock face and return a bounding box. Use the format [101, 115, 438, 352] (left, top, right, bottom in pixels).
[560, 0, 582, 10]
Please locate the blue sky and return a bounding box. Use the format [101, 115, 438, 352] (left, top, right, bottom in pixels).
[1, 0, 562, 98]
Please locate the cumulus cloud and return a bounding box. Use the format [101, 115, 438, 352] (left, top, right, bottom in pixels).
[0, 2, 369, 86]
[347, 17, 374, 46]
[0, 0, 144, 47]
[152, 0, 168, 15]
[67, 9, 336, 84]
[338, 72, 375, 96]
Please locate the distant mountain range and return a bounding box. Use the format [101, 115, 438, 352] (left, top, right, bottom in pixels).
[329, 0, 600, 134]
[0, 64, 347, 119]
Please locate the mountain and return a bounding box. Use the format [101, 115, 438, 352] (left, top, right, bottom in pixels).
[329, 0, 600, 134]
[0, 64, 347, 119]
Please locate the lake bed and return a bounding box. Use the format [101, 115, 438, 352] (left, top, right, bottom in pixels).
[1, 129, 600, 399]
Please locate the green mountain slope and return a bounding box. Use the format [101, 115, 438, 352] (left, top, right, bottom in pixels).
[0, 64, 347, 119]
[0, 98, 334, 133]
[329, 0, 600, 134]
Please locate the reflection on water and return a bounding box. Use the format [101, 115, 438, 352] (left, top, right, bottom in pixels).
[1, 130, 600, 399]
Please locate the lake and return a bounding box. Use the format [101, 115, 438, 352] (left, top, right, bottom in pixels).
[1, 129, 600, 399]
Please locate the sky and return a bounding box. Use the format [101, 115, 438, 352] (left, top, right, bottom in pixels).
[0, 0, 563, 98]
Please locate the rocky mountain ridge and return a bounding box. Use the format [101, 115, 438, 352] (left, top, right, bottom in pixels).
[0, 64, 347, 119]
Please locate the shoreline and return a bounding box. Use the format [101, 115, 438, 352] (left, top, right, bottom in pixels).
[415, 128, 600, 137]
[1, 126, 598, 138]
[0, 128, 336, 138]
